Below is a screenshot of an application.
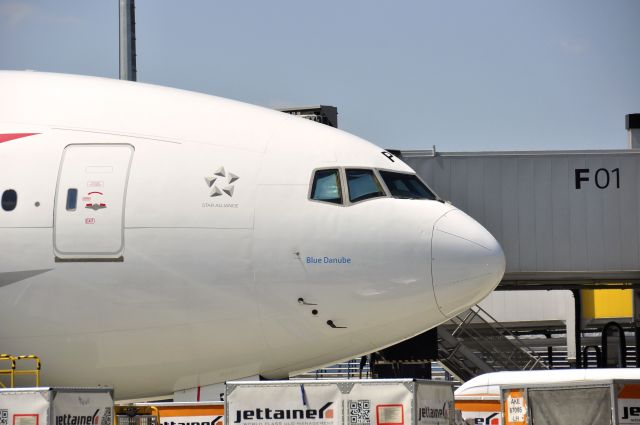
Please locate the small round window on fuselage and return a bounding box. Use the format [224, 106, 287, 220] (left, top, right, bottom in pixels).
[1, 189, 17, 211]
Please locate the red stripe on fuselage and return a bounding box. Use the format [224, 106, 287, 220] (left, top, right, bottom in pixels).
[0, 133, 39, 143]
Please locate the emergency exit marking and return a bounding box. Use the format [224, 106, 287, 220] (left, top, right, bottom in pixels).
[574, 168, 620, 189]
[85, 218, 95, 224]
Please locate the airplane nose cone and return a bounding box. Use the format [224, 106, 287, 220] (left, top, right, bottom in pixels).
[431, 209, 506, 316]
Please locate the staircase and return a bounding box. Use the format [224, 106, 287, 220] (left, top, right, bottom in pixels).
[294, 357, 370, 380]
[296, 305, 549, 383]
[437, 305, 548, 381]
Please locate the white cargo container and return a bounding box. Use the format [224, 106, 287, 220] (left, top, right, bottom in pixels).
[0, 387, 114, 425]
[499, 379, 640, 425]
[454, 366, 640, 424]
[225, 380, 456, 425]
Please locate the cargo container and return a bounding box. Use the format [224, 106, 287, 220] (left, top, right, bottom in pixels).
[454, 394, 501, 425]
[454, 370, 640, 424]
[0, 387, 114, 425]
[116, 402, 224, 425]
[225, 379, 456, 425]
[499, 379, 640, 425]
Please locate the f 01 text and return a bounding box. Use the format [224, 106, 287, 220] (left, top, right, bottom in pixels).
[575, 168, 620, 189]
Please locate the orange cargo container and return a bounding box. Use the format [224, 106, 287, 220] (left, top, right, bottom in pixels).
[116, 402, 224, 425]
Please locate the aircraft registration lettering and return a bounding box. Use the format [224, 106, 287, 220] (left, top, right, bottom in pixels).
[306, 256, 352, 264]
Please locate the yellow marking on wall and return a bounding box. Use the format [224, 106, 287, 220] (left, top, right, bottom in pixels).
[582, 289, 633, 319]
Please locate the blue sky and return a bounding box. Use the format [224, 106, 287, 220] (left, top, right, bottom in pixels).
[1, 1, 639, 151]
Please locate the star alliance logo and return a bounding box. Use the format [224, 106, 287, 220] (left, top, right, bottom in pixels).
[204, 167, 239, 197]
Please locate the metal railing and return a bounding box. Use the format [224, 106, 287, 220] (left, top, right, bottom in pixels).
[438, 305, 548, 381]
[0, 354, 41, 388]
[294, 357, 370, 380]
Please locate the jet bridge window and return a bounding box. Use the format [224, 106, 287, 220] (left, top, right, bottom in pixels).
[346, 169, 386, 203]
[1, 189, 17, 211]
[379, 170, 437, 200]
[310, 169, 343, 204]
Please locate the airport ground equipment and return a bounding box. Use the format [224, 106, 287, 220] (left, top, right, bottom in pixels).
[116, 405, 158, 425]
[0, 387, 114, 425]
[499, 379, 640, 425]
[454, 369, 640, 424]
[226, 379, 457, 425]
[116, 402, 223, 425]
[0, 355, 41, 388]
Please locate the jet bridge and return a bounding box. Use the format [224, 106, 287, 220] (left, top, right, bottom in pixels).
[401, 148, 640, 289]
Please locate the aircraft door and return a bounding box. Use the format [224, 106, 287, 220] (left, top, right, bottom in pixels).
[54, 144, 134, 260]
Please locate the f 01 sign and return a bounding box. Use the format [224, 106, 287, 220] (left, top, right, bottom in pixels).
[575, 168, 620, 189]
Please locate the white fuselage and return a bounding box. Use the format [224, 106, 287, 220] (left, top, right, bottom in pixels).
[0, 71, 505, 398]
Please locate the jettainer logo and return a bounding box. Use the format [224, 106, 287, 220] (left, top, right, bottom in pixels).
[233, 402, 334, 425]
[473, 413, 499, 425]
[55, 409, 100, 425]
[55, 408, 111, 425]
[417, 403, 448, 421]
[417, 401, 452, 425]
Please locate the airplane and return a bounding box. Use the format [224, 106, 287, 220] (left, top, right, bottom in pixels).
[0, 71, 505, 398]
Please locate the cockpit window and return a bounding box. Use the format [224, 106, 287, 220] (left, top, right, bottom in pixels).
[379, 171, 437, 200]
[311, 169, 343, 204]
[346, 169, 386, 203]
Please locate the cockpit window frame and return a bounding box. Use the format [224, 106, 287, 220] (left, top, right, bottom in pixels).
[376, 168, 440, 201]
[308, 167, 346, 206]
[344, 167, 388, 205]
